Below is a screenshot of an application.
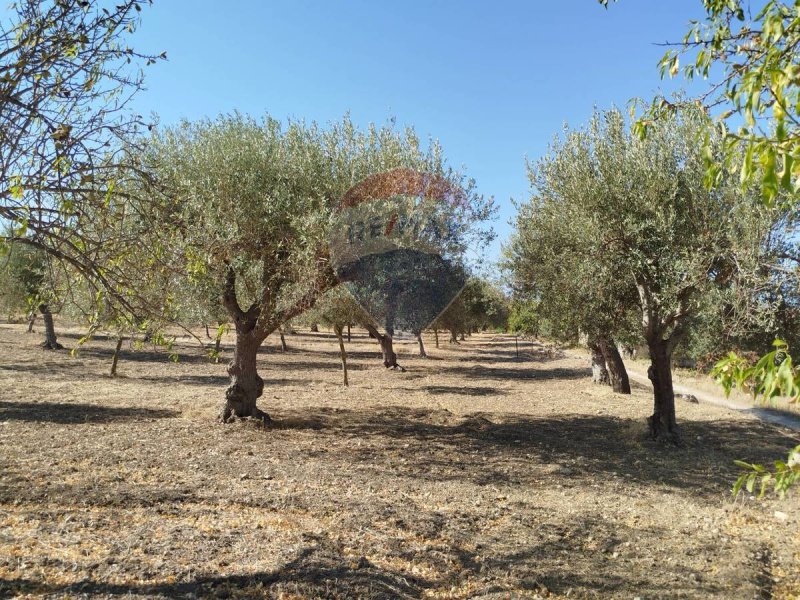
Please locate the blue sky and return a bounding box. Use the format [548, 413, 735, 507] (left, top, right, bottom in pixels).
[128, 0, 705, 263]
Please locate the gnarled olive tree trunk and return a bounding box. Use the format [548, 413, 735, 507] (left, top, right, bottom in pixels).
[646, 338, 678, 440]
[39, 304, 63, 350]
[597, 338, 631, 394]
[223, 320, 268, 422]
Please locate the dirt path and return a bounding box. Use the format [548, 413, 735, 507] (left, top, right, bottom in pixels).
[1, 325, 799, 599]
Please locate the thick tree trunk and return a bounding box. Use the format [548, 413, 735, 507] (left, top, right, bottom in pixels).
[589, 340, 610, 385]
[598, 338, 631, 394]
[223, 330, 269, 422]
[647, 339, 679, 442]
[39, 304, 63, 350]
[335, 325, 348, 387]
[417, 334, 427, 358]
[110, 336, 124, 377]
[434, 329, 439, 348]
[310, 323, 319, 332]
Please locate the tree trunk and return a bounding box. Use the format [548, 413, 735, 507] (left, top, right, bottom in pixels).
[335, 325, 348, 387]
[449, 329, 458, 344]
[205, 323, 211, 339]
[223, 330, 269, 422]
[213, 325, 223, 363]
[26, 312, 36, 333]
[364, 323, 404, 371]
[589, 340, 609, 384]
[347, 324, 351, 343]
[598, 338, 631, 394]
[110, 336, 124, 377]
[459, 332, 466, 341]
[39, 304, 63, 350]
[310, 323, 319, 332]
[647, 339, 679, 442]
[417, 334, 427, 358]
[434, 328, 439, 348]
[279, 331, 288, 352]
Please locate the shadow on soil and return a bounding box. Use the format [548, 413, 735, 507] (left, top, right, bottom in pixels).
[0, 524, 727, 599]
[262, 404, 797, 497]
[0, 400, 179, 424]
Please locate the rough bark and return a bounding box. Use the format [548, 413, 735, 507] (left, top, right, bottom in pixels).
[335, 325, 348, 387]
[39, 304, 63, 350]
[417, 334, 427, 358]
[589, 340, 610, 385]
[597, 338, 631, 394]
[223, 328, 269, 422]
[647, 339, 679, 442]
[110, 337, 124, 377]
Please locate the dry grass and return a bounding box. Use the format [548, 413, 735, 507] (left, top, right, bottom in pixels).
[0, 323, 799, 599]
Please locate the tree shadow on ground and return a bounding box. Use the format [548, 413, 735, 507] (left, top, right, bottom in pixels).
[0, 400, 179, 424]
[262, 404, 797, 497]
[0, 520, 733, 599]
[423, 385, 507, 396]
[440, 363, 588, 381]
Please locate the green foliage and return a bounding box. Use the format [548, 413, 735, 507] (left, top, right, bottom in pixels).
[506, 105, 777, 360]
[713, 341, 800, 497]
[712, 339, 800, 405]
[621, 0, 800, 204]
[507, 301, 540, 337]
[733, 445, 800, 499]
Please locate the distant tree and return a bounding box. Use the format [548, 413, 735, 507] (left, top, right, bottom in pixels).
[314, 288, 371, 386]
[0, 241, 63, 348]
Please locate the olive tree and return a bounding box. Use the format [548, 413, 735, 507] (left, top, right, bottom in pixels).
[148, 115, 461, 421]
[511, 106, 778, 441]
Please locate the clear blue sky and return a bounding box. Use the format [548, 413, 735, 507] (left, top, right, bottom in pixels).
[128, 1, 704, 263]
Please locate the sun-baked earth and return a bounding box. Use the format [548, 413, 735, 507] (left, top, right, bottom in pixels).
[0, 322, 799, 599]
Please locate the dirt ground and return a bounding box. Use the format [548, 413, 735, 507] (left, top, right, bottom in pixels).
[1, 323, 799, 600]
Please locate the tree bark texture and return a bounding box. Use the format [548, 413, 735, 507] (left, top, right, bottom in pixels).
[647, 339, 679, 442]
[39, 304, 62, 350]
[597, 338, 631, 394]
